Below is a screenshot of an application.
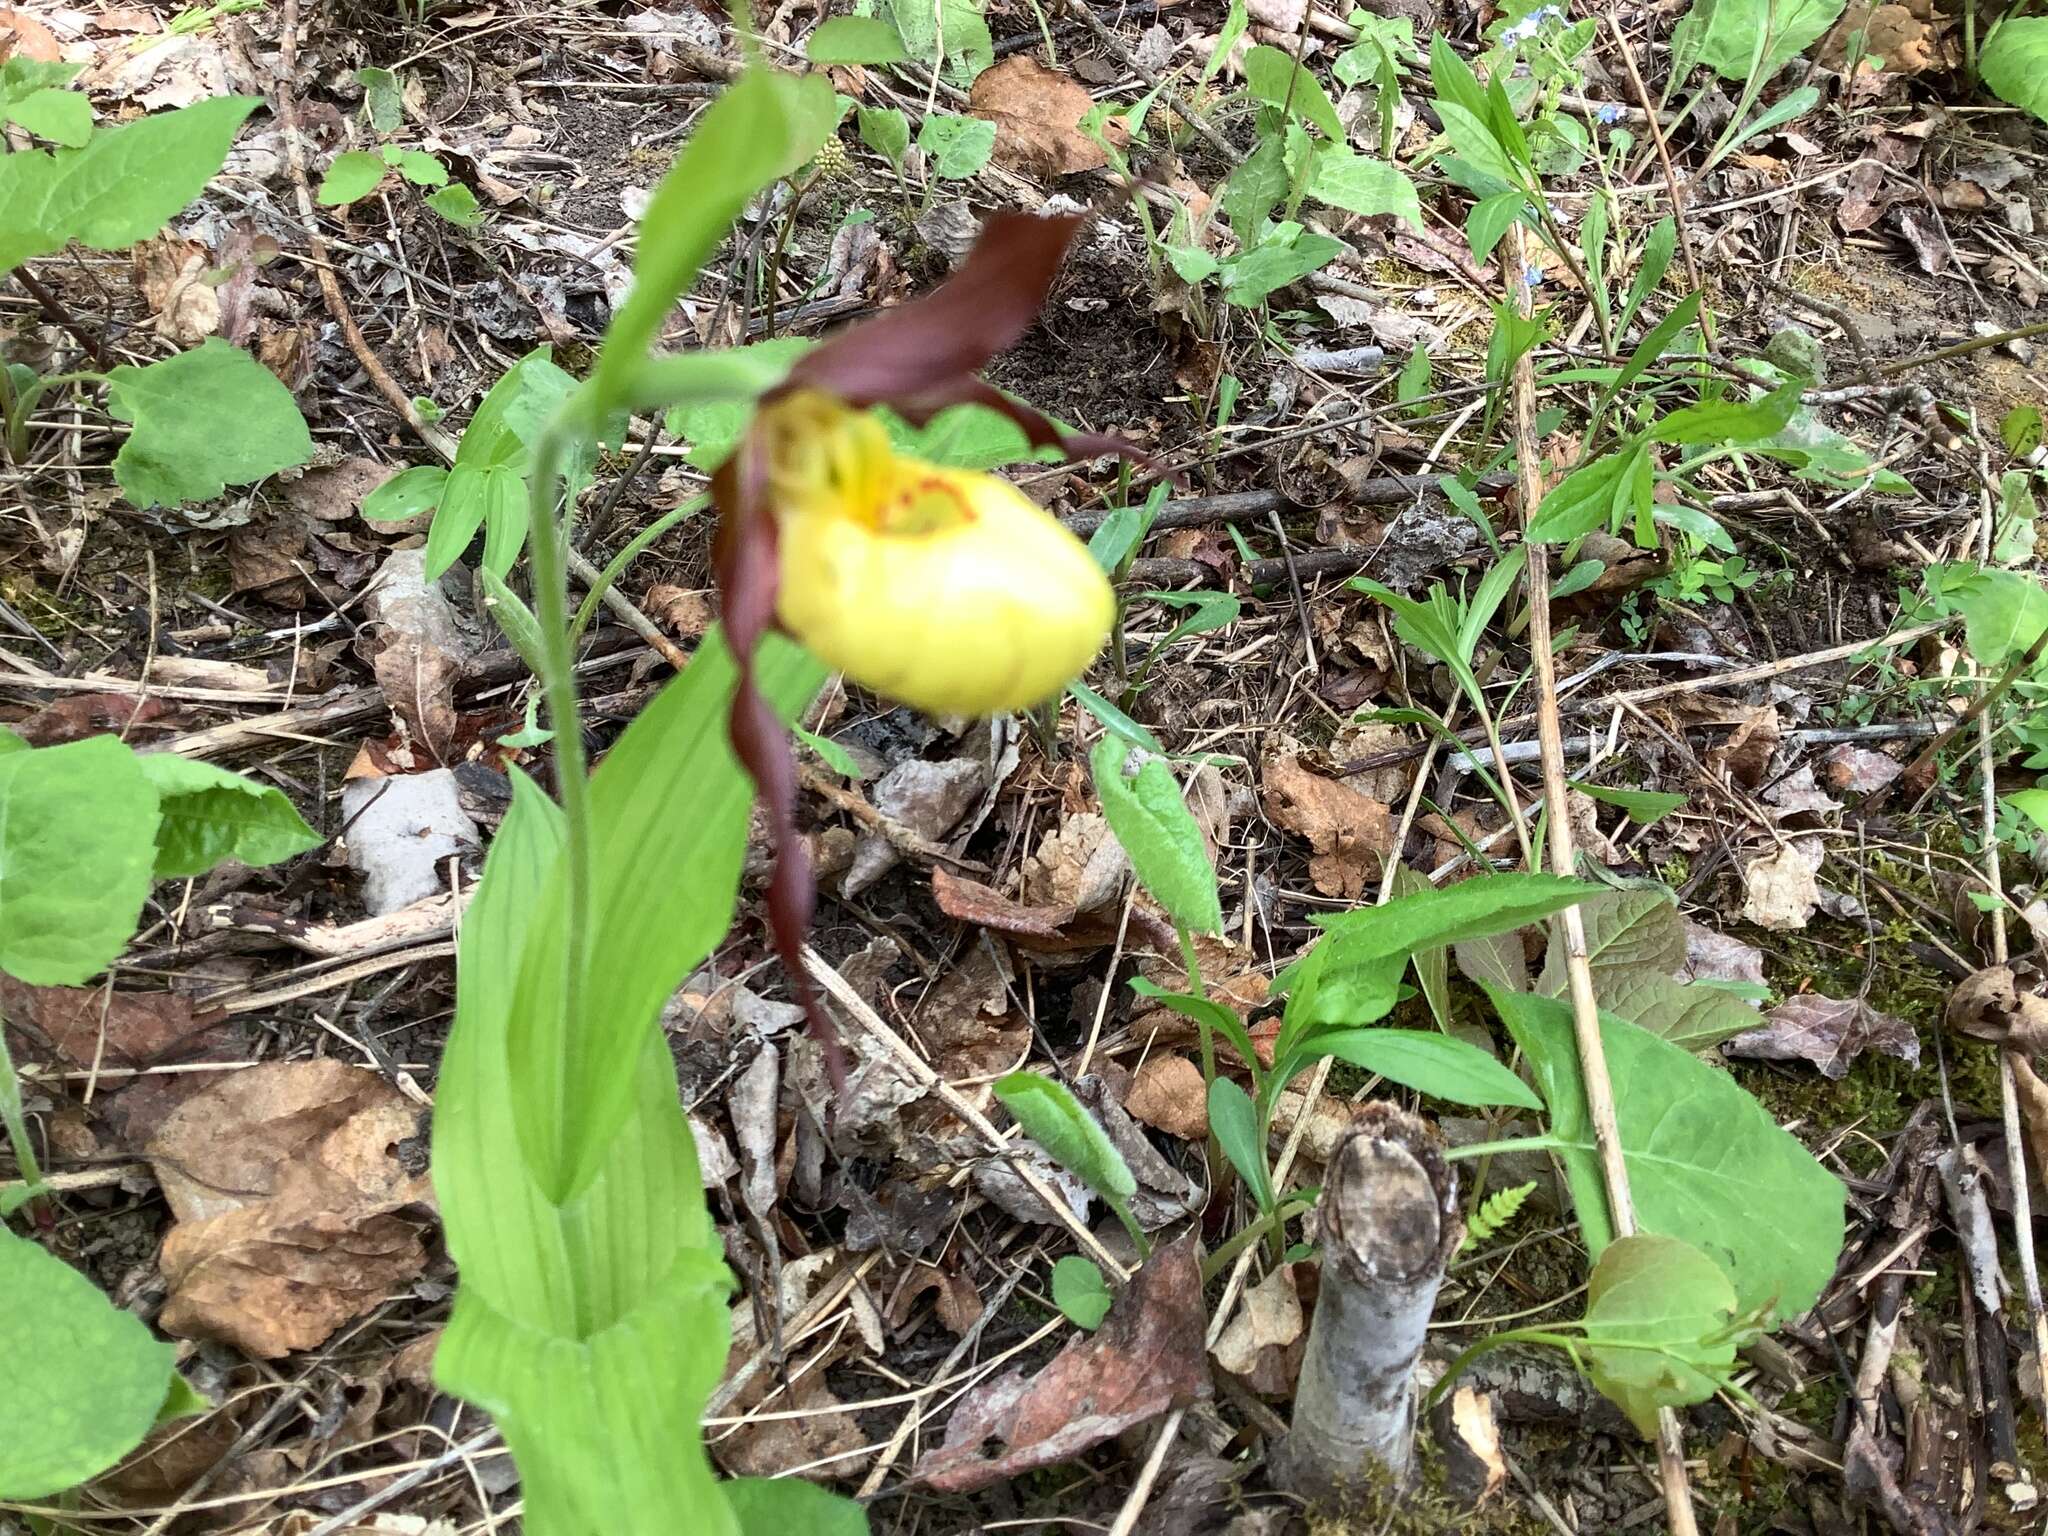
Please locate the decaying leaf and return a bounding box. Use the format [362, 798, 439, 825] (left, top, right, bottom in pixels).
[968, 56, 1111, 177]
[916, 1233, 1211, 1492]
[1709, 706, 1780, 789]
[1262, 754, 1394, 899]
[1125, 1054, 1209, 1142]
[933, 866, 1075, 939]
[147, 1060, 432, 1358]
[133, 235, 220, 347]
[1946, 959, 2048, 1053]
[1820, 746, 1902, 796]
[1020, 812, 1131, 913]
[0, 978, 223, 1071]
[1211, 1262, 1305, 1397]
[1725, 992, 1920, 1078]
[360, 548, 474, 757]
[340, 769, 478, 916]
[1741, 838, 1825, 931]
[1074, 1074, 1201, 1229]
[1764, 765, 1842, 818]
[1681, 920, 1766, 993]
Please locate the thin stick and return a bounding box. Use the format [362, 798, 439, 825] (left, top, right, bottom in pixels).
[1606, 17, 1703, 301]
[1506, 223, 1698, 1536]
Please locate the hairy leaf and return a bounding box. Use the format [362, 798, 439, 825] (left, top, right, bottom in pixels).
[994, 1072, 1137, 1204]
[1670, 0, 1844, 80]
[1293, 1027, 1543, 1110]
[1209, 1076, 1274, 1212]
[1091, 736, 1223, 935]
[1537, 886, 1686, 996]
[104, 339, 313, 509]
[1308, 144, 1423, 229]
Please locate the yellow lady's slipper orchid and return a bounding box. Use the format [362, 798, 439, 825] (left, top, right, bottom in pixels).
[759, 391, 1114, 717]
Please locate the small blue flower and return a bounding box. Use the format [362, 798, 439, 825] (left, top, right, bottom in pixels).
[1597, 102, 1624, 125]
[1522, 262, 1544, 288]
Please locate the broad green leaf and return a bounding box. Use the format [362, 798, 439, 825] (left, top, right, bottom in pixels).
[1594, 967, 1759, 1054]
[662, 338, 813, 470]
[1307, 144, 1422, 229]
[0, 735, 158, 985]
[7, 86, 91, 147]
[1651, 380, 1804, 446]
[425, 464, 523, 580]
[1209, 1077, 1274, 1212]
[1222, 227, 1343, 306]
[0, 1228, 176, 1499]
[1718, 87, 1819, 160]
[1997, 471, 2039, 566]
[1279, 873, 1596, 1039]
[425, 183, 482, 226]
[1985, 19, 2048, 123]
[2001, 404, 2043, 457]
[1929, 564, 2048, 670]
[394, 148, 449, 187]
[1397, 345, 1431, 413]
[917, 113, 995, 178]
[809, 15, 909, 63]
[994, 1071, 1137, 1203]
[1222, 133, 1289, 238]
[1568, 780, 1687, 827]
[135, 755, 319, 877]
[1600, 291, 1702, 414]
[856, 104, 910, 166]
[1526, 442, 1648, 544]
[885, 0, 993, 82]
[361, 463, 449, 522]
[1167, 243, 1220, 284]
[1389, 861, 1451, 1031]
[1297, 1027, 1543, 1110]
[1581, 1233, 1747, 1435]
[726, 1477, 871, 1535]
[1244, 45, 1344, 138]
[435, 637, 835, 1532]
[1091, 736, 1223, 934]
[1434, 100, 1521, 191]
[513, 633, 826, 1196]
[480, 568, 548, 675]
[1669, 0, 1844, 81]
[104, 338, 313, 509]
[1491, 987, 1846, 1319]
[1465, 189, 1527, 263]
[1755, 406, 1913, 492]
[592, 69, 829, 414]
[1427, 32, 1490, 126]
[1537, 887, 1685, 996]
[2007, 787, 2048, 836]
[317, 148, 387, 205]
[0, 94, 258, 273]
[1050, 1254, 1113, 1329]
[1068, 681, 1166, 755]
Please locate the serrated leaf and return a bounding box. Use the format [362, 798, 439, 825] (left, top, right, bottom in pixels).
[0, 1228, 176, 1498]
[809, 15, 910, 63]
[856, 104, 910, 165]
[916, 113, 995, 178]
[134, 755, 320, 877]
[1581, 1233, 1747, 1435]
[1091, 736, 1223, 934]
[357, 66, 404, 133]
[0, 94, 258, 273]
[1050, 1254, 1113, 1329]
[104, 338, 312, 509]
[317, 148, 387, 205]
[995, 1071, 1136, 1217]
[1491, 987, 1845, 1319]
[0, 735, 158, 985]
[1594, 967, 1759, 1054]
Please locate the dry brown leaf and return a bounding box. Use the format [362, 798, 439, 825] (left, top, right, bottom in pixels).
[1820, 745, 1902, 795]
[970, 56, 1112, 176]
[1764, 764, 1842, 818]
[714, 1371, 865, 1481]
[0, 978, 224, 1070]
[132, 236, 221, 347]
[1262, 754, 1394, 899]
[1946, 959, 2048, 1053]
[1725, 992, 1919, 1078]
[280, 457, 398, 524]
[1741, 838, 1824, 931]
[0, 7, 61, 59]
[148, 1059, 432, 1358]
[1210, 1262, 1305, 1397]
[645, 584, 714, 640]
[932, 866, 1075, 939]
[1709, 706, 1780, 788]
[1125, 1054, 1209, 1142]
[916, 1233, 1211, 1492]
[1020, 811, 1131, 913]
[886, 1261, 985, 1336]
[1681, 921, 1765, 992]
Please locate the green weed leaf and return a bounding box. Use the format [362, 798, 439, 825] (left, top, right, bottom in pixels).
[1297, 1027, 1543, 1110]
[104, 338, 313, 509]
[0, 94, 258, 273]
[1244, 45, 1343, 138]
[1926, 563, 2048, 670]
[1615, 218, 1675, 339]
[135, 755, 319, 877]
[1567, 781, 1687, 828]
[357, 66, 404, 133]
[3, 63, 90, 147]
[726, 1476, 871, 1534]
[857, 104, 910, 166]
[361, 464, 448, 522]
[1091, 735, 1224, 935]
[425, 182, 482, 226]
[917, 113, 996, 178]
[393, 148, 449, 187]
[1592, 967, 1760, 1054]
[1490, 987, 1845, 1319]
[1984, 18, 2048, 122]
[994, 1072, 1138, 1206]
[1651, 379, 1804, 446]
[1537, 886, 1685, 995]
[809, 15, 910, 64]
[0, 735, 158, 986]
[1525, 442, 1649, 544]
[1465, 189, 1528, 263]
[1051, 1254, 1113, 1329]
[1670, 0, 1844, 81]
[317, 148, 386, 205]
[0, 1228, 176, 1499]
[1307, 144, 1422, 229]
[1209, 1076, 1275, 1212]
[1581, 1233, 1749, 1434]
[1129, 980, 1261, 1079]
